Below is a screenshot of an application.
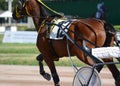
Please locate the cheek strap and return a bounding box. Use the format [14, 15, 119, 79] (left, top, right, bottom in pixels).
[15, 7, 22, 18]
[25, 5, 31, 16]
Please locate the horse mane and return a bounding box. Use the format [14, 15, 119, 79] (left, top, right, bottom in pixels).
[40, 5, 62, 18]
[40, 5, 51, 17]
[37, 0, 62, 18]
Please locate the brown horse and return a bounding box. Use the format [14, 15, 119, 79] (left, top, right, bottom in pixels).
[12, 0, 120, 86]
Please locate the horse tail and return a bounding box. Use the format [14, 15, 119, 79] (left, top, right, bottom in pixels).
[103, 22, 116, 47]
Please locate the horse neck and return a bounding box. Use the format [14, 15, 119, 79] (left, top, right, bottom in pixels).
[29, 1, 58, 32]
[31, 10, 54, 32]
[28, 0, 46, 32]
[32, 17, 45, 32]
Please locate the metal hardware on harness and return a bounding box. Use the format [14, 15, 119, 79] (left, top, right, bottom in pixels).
[66, 38, 78, 73]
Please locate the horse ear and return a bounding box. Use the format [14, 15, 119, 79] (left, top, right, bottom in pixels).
[18, 0, 23, 10]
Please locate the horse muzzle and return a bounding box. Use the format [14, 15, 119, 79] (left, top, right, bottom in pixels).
[12, 8, 22, 20]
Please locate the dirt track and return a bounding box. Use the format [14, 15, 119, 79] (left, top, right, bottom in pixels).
[0, 65, 117, 86]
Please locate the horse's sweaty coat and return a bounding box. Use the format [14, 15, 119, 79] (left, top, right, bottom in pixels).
[12, 0, 120, 85]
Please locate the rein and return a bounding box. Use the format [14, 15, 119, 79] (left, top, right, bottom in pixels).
[38, 18, 47, 34]
[37, 0, 62, 16]
[23, 0, 62, 18]
[68, 29, 99, 47]
[16, 0, 54, 18]
[16, 0, 114, 42]
[16, 0, 63, 34]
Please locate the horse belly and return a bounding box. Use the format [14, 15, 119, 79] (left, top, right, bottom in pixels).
[52, 40, 73, 57]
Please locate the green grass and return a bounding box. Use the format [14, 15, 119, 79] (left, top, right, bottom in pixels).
[0, 34, 84, 66]
[0, 34, 39, 65]
[0, 34, 3, 43]
[54, 57, 86, 66]
[0, 43, 38, 54]
[114, 25, 120, 31]
[0, 42, 40, 65]
[0, 44, 85, 66]
[0, 25, 120, 67]
[0, 54, 38, 65]
[0, 45, 85, 66]
[0, 53, 85, 66]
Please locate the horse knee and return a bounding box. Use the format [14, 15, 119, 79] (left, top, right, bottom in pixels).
[36, 54, 43, 61]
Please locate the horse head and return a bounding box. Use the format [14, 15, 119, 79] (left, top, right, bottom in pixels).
[12, 0, 28, 20]
[12, 0, 62, 20]
[13, 0, 44, 20]
[12, 1, 120, 86]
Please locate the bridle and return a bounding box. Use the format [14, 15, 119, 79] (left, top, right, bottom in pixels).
[17, 0, 26, 10]
[15, 0, 32, 18]
[15, 0, 63, 34]
[15, 0, 62, 18]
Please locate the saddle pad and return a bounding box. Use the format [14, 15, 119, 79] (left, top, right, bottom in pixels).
[48, 18, 73, 40]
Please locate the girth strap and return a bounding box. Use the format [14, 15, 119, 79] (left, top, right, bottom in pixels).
[49, 39, 59, 61]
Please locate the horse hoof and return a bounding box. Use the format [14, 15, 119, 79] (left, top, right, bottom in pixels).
[42, 73, 51, 81]
[55, 83, 60, 86]
[36, 54, 43, 61]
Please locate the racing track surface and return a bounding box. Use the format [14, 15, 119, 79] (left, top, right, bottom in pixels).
[0, 65, 117, 86]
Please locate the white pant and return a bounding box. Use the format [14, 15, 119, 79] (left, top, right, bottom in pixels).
[95, 12, 101, 19]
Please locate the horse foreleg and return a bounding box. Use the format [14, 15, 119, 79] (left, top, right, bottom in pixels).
[43, 56, 60, 86]
[36, 54, 51, 81]
[102, 59, 120, 86]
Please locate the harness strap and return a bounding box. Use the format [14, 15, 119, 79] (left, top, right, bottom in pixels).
[16, 6, 21, 18]
[77, 19, 99, 47]
[37, 0, 62, 16]
[25, 5, 31, 16]
[38, 19, 47, 34]
[49, 39, 59, 61]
